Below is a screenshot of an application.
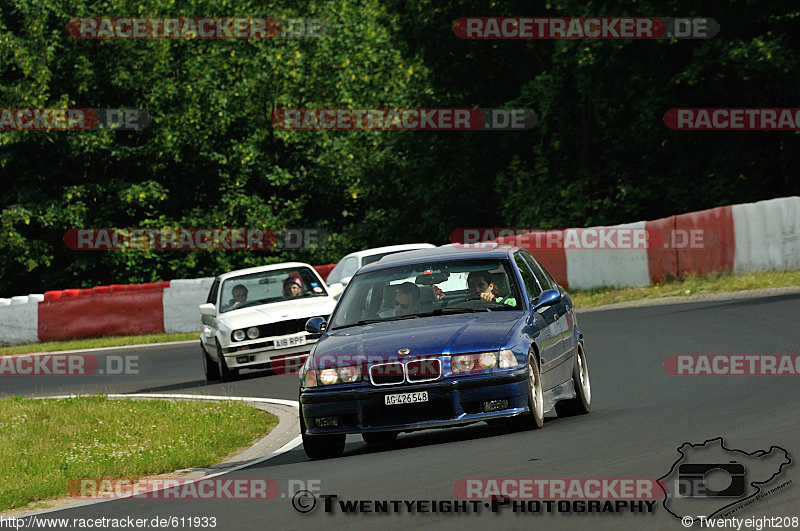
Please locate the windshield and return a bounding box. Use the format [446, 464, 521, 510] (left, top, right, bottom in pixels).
[328, 259, 521, 329]
[219, 267, 327, 313]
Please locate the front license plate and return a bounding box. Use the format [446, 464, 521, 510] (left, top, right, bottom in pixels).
[384, 391, 428, 406]
[273, 334, 307, 349]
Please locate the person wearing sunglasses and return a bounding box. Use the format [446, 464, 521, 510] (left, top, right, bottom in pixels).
[379, 282, 421, 318]
[394, 282, 421, 317]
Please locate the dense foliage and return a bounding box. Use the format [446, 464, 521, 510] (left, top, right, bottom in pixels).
[1, 0, 798, 296]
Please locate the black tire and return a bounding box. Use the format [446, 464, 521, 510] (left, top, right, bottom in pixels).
[511, 352, 544, 429]
[555, 342, 591, 417]
[300, 414, 346, 459]
[202, 342, 221, 381]
[216, 340, 239, 383]
[361, 431, 398, 445]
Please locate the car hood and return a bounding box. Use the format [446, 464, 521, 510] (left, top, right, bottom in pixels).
[218, 297, 337, 329]
[316, 312, 524, 361]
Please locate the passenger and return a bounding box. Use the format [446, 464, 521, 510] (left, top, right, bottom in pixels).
[283, 277, 303, 299]
[466, 271, 516, 306]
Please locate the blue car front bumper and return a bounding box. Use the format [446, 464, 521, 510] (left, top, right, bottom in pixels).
[300, 367, 529, 435]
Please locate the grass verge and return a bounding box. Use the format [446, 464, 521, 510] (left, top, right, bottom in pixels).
[570, 269, 800, 308]
[0, 396, 278, 512]
[0, 332, 198, 356]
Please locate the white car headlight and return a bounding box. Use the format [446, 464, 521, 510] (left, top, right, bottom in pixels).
[480, 352, 497, 369]
[319, 368, 339, 385]
[232, 330, 246, 341]
[246, 326, 260, 339]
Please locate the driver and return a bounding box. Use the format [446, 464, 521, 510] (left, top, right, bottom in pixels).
[223, 284, 248, 311]
[467, 271, 516, 306]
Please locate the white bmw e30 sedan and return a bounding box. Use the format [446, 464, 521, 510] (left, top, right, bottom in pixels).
[199, 262, 342, 382]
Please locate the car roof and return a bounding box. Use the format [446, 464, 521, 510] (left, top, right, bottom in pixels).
[217, 262, 317, 281]
[346, 243, 435, 259]
[357, 243, 518, 273]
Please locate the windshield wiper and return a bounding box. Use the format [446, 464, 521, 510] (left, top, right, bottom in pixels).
[331, 313, 423, 330]
[433, 307, 493, 314]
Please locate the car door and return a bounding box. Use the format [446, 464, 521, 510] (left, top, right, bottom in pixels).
[513, 252, 560, 391]
[522, 251, 573, 385]
[201, 278, 220, 354]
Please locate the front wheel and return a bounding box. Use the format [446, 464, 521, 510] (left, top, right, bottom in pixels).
[216, 340, 239, 383]
[555, 342, 591, 417]
[511, 353, 544, 429]
[202, 342, 220, 381]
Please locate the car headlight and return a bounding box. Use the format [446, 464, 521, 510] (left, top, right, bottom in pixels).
[452, 352, 507, 373]
[246, 326, 260, 339]
[480, 352, 497, 369]
[319, 368, 339, 385]
[232, 330, 246, 341]
[337, 365, 360, 383]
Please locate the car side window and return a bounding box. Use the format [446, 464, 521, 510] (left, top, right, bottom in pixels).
[521, 251, 553, 291]
[207, 279, 220, 305]
[340, 256, 359, 278]
[513, 253, 543, 299]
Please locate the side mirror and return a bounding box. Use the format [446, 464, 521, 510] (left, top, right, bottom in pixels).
[199, 303, 216, 316]
[327, 283, 344, 298]
[532, 289, 562, 311]
[340, 276, 353, 286]
[305, 316, 327, 334]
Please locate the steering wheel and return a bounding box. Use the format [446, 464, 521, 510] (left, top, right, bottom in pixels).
[445, 295, 484, 306]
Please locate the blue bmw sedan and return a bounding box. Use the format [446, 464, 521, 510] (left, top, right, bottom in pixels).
[299, 243, 591, 459]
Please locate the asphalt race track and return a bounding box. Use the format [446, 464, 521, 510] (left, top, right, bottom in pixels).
[6, 294, 800, 530]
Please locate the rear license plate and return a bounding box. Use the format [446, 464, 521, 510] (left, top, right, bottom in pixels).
[273, 334, 307, 349]
[384, 391, 428, 405]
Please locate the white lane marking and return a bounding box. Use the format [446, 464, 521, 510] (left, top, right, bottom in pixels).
[0, 340, 197, 358]
[11, 394, 302, 519]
